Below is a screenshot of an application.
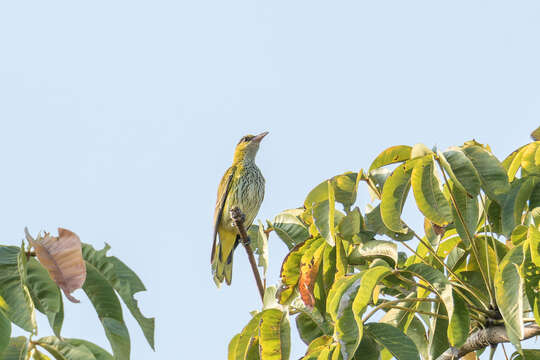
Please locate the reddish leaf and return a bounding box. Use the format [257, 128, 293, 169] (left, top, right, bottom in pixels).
[298, 240, 325, 308]
[26, 228, 86, 303]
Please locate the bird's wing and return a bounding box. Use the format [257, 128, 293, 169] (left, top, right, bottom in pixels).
[211, 165, 236, 263]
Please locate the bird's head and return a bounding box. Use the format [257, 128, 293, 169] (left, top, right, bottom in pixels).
[233, 131, 269, 163]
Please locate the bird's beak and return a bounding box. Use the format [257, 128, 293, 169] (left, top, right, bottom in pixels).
[252, 131, 269, 143]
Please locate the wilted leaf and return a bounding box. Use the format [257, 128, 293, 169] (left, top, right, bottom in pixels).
[299, 238, 326, 308]
[26, 228, 86, 303]
[278, 238, 318, 304]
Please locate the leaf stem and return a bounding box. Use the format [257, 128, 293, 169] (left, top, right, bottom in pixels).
[435, 159, 495, 305]
[362, 297, 442, 322]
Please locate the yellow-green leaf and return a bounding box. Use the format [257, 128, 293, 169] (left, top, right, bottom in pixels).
[381, 163, 411, 233]
[369, 145, 412, 171]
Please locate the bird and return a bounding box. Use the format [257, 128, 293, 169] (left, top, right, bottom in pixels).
[211, 131, 268, 286]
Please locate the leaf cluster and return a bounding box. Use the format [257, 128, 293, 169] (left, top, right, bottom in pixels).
[229, 139, 540, 360]
[0, 231, 154, 360]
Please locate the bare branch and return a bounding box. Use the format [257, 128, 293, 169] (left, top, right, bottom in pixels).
[230, 207, 265, 301]
[436, 324, 540, 360]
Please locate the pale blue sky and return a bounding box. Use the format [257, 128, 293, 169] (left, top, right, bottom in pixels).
[0, 1, 539, 359]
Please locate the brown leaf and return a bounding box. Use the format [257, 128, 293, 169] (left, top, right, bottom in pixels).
[25, 227, 86, 303]
[298, 244, 324, 308]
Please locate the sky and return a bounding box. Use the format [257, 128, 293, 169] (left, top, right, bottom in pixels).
[0, 1, 539, 359]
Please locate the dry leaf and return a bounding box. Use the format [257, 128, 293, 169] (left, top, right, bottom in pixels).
[25, 227, 87, 303]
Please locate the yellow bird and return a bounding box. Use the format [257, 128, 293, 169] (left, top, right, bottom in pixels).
[211, 132, 268, 286]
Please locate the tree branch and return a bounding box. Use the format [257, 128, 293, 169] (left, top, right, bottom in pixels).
[230, 207, 265, 301]
[436, 324, 540, 360]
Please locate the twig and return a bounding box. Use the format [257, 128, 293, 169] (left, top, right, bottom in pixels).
[230, 207, 265, 301]
[436, 325, 540, 360]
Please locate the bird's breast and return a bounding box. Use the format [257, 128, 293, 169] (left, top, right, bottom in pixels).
[221, 164, 265, 231]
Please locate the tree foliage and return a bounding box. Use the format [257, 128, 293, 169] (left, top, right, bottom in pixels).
[228, 134, 540, 360]
[0, 228, 154, 360]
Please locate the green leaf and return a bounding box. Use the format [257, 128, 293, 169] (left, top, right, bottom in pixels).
[273, 209, 310, 249]
[82, 244, 154, 350]
[326, 268, 392, 360]
[352, 334, 380, 360]
[512, 349, 540, 360]
[0, 246, 36, 332]
[296, 312, 325, 345]
[369, 146, 412, 171]
[348, 241, 397, 267]
[429, 304, 449, 360]
[506, 146, 525, 182]
[406, 264, 468, 347]
[450, 184, 478, 247]
[302, 336, 333, 360]
[313, 194, 344, 247]
[32, 350, 52, 360]
[333, 172, 361, 209]
[230, 313, 263, 360]
[530, 226, 540, 267]
[494, 245, 525, 352]
[82, 262, 130, 360]
[248, 221, 269, 278]
[501, 177, 537, 237]
[411, 156, 452, 226]
[2, 337, 28, 360]
[259, 309, 290, 360]
[338, 208, 362, 241]
[439, 147, 481, 196]
[364, 323, 419, 360]
[228, 334, 241, 360]
[364, 204, 414, 241]
[26, 258, 63, 337]
[511, 225, 529, 246]
[0, 309, 11, 355]
[64, 339, 114, 360]
[381, 163, 412, 233]
[521, 142, 540, 175]
[305, 172, 361, 210]
[327, 274, 364, 360]
[462, 144, 509, 204]
[36, 337, 101, 360]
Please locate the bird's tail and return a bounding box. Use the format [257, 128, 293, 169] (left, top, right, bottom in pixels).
[211, 236, 238, 286]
